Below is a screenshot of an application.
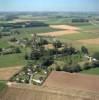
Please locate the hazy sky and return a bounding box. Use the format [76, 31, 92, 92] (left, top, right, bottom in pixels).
[0, 0, 99, 12]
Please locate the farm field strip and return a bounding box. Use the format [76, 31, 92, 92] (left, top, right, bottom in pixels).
[0, 66, 23, 80]
[39, 25, 80, 37]
[77, 38, 99, 44]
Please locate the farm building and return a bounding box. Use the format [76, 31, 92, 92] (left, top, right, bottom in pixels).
[0, 71, 99, 100]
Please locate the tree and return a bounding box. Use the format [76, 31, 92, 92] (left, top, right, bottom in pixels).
[24, 53, 29, 60]
[53, 40, 62, 48]
[83, 62, 92, 70]
[68, 46, 75, 55]
[0, 34, 2, 38]
[48, 49, 58, 56]
[30, 50, 42, 60]
[56, 65, 61, 71]
[37, 38, 48, 46]
[0, 48, 2, 52]
[63, 64, 81, 73]
[15, 47, 21, 53]
[9, 37, 17, 42]
[81, 46, 89, 54]
[42, 56, 54, 66]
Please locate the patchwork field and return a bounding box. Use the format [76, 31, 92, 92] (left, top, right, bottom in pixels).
[39, 25, 80, 37]
[1, 71, 99, 100]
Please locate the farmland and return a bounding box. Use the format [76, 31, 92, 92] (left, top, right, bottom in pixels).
[0, 12, 99, 93]
[81, 68, 99, 75]
[0, 81, 7, 92]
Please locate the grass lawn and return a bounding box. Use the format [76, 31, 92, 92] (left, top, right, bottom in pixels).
[0, 38, 10, 48]
[78, 24, 99, 30]
[0, 81, 7, 92]
[81, 68, 99, 75]
[0, 53, 26, 68]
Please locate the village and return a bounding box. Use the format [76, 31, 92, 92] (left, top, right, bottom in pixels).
[8, 33, 99, 85]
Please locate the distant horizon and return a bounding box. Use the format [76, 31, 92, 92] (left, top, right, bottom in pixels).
[0, 0, 99, 12]
[0, 11, 98, 13]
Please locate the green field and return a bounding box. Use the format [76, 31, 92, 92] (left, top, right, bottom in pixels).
[0, 14, 99, 75]
[0, 53, 26, 68]
[0, 37, 10, 48]
[58, 32, 99, 41]
[0, 81, 7, 92]
[81, 68, 99, 75]
[0, 26, 61, 67]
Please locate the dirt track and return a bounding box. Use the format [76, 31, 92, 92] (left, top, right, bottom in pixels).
[77, 38, 99, 44]
[39, 25, 80, 37]
[0, 66, 22, 80]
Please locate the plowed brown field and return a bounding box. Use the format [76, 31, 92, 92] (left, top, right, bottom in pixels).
[1, 72, 99, 100]
[0, 66, 22, 80]
[43, 71, 99, 92]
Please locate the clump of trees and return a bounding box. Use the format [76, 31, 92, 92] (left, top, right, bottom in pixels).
[62, 64, 81, 73]
[9, 37, 17, 42]
[41, 56, 54, 66]
[37, 38, 48, 46]
[0, 46, 21, 55]
[72, 18, 89, 23]
[93, 52, 99, 60]
[30, 49, 42, 60]
[0, 21, 49, 29]
[81, 46, 89, 54]
[53, 40, 62, 48]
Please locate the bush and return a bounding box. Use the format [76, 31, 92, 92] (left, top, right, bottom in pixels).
[83, 62, 92, 70]
[81, 46, 89, 54]
[53, 40, 62, 48]
[63, 64, 81, 73]
[93, 61, 99, 67]
[0, 48, 2, 52]
[37, 39, 48, 46]
[24, 54, 29, 60]
[48, 49, 58, 56]
[15, 47, 21, 53]
[93, 52, 99, 60]
[9, 37, 17, 42]
[56, 66, 61, 71]
[30, 50, 42, 60]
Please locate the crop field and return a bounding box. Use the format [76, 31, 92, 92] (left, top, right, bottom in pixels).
[0, 67, 22, 80]
[39, 25, 80, 37]
[43, 71, 99, 92]
[0, 12, 99, 77]
[77, 38, 99, 45]
[0, 12, 99, 100]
